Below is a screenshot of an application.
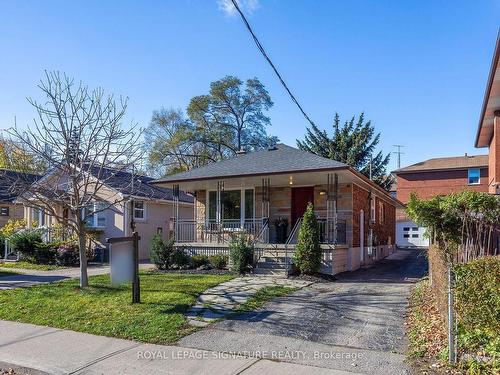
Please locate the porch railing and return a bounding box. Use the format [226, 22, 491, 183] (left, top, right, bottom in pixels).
[174, 218, 269, 244]
[174, 216, 346, 245]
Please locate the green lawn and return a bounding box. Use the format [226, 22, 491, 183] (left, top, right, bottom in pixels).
[0, 261, 67, 271]
[0, 272, 234, 344]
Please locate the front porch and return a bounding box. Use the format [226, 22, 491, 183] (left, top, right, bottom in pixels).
[171, 171, 353, 247]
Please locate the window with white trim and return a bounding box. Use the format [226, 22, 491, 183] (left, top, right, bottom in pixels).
[468, 168, 480, 185]
[370, 196, 376, 223]
[133, 201, 145, 220]
[33, 208, 45, 227]
[84, 202, 107, 228]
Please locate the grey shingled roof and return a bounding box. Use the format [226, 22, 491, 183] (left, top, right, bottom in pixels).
[0, 169, 41, 203]
[393, 154, 488, 174]
[89, 166, 193, 203]
[154, 144, 348, 183]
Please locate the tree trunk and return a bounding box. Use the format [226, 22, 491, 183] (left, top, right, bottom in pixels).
[78, 229, 88, 288]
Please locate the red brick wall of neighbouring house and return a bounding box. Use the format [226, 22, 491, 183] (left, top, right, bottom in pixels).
[489, 117, 500, 193]
[396, 168, 489, 204]
[352, 184, 396, 248]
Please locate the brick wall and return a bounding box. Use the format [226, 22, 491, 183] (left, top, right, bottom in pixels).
[489, 117, 500, 193]
[352, 184, 369, 248]
[352, 184, 396, 247]
[396, 168, 489, 204]
[373, 197, 396, 246]
[0, 203, 24, 228]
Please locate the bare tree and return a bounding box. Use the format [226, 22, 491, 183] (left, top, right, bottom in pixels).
[7, 71, 142, 287]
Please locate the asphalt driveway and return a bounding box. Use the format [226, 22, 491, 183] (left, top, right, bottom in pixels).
[180, 248, 428, 375]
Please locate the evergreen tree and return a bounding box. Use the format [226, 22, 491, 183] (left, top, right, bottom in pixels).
[297, 113, 393, 190]
[293, 203, 321, 274]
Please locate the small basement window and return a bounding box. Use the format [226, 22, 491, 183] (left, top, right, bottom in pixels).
[0, 207, 9, 216]
[468, 168, 480, 185]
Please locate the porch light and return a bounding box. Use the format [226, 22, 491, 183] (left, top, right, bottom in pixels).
[289, 176, 293, 185]
[319, 190, 326, 195]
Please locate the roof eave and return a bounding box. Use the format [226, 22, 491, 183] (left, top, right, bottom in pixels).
[152, 166, 350, 185]
[475, 28, 500, 148]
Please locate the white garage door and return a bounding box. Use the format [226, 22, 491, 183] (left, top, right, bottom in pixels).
[396, 221, 429, 248]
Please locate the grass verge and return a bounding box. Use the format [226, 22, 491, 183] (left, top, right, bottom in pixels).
[407, 278, 447, 361]
[0, 261, 66, 271]
[0, 272, 234, 344]
[235, 285, 298, 313]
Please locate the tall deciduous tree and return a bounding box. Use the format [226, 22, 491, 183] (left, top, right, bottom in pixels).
[0, 138, 46, 173]
[297, 113, 393, 190]
[144, 76, 278, 176]
[8, 71, 143, 287]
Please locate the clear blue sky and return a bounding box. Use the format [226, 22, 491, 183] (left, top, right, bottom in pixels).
[0, 0, 499, 171]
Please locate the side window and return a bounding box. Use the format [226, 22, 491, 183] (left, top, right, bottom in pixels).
[0, 207, 9, 216]
[370, 196, 376, 223]
[468, 168, 480, 185]
[133, 201, 145, 220]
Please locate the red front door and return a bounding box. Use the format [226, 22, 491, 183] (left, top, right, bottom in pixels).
[291, 186, 314, 227]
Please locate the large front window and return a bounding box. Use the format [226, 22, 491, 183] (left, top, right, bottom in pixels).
[207, 188, 254, 223]
[84, 202, 107, 228]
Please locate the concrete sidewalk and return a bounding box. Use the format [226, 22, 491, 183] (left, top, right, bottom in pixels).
[0, 320, 358, 375]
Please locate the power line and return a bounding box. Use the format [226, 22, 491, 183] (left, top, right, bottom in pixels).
[230, 0, 316, 127]
[392, 144, 405, 169]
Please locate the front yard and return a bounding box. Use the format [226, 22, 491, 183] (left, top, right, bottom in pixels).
[0, 272, 234, 344]
[0, 261, 66, 271]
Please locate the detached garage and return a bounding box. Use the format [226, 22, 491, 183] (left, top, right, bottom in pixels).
[396, 221, 429, 248]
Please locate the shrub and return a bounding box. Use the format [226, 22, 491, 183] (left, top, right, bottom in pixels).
[55, 243, 80, 266]
[209, 253, 229, 269]
[293, 203, 321, 274]
[192, 254, 210, 268]
[150, 235, 173, 270]
[0, 219, 26, 240]
[9, 229, 44, 260]
[170, 248, 192, 269]
[229, 233, 253, 274]
[31, 242, 57, 264]
[454, 256, 500, 365]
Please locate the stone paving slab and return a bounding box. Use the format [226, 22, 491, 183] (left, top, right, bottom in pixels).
[186, 276, 312, 325]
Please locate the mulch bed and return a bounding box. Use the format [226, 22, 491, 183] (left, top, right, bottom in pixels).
[148, 268, 233, 276]
[287, 272, 337, 283]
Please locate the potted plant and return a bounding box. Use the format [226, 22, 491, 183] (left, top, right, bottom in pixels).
[274, 217, 288, 243]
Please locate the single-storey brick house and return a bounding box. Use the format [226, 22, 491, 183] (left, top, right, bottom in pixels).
[154, 144, 399, 275]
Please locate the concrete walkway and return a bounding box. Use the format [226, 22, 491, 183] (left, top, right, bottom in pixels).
[0, 320, 358, 375]
[186, 276, 312, 327]
[0, 263, 154, 290]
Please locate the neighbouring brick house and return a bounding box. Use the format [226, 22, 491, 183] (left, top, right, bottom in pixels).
[474, 30, 500, 252]
[154, 144, 399, 275]
[392, 155, 489, 247]
[0, 169, 40, 228]
[476, 30, 500, 194]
